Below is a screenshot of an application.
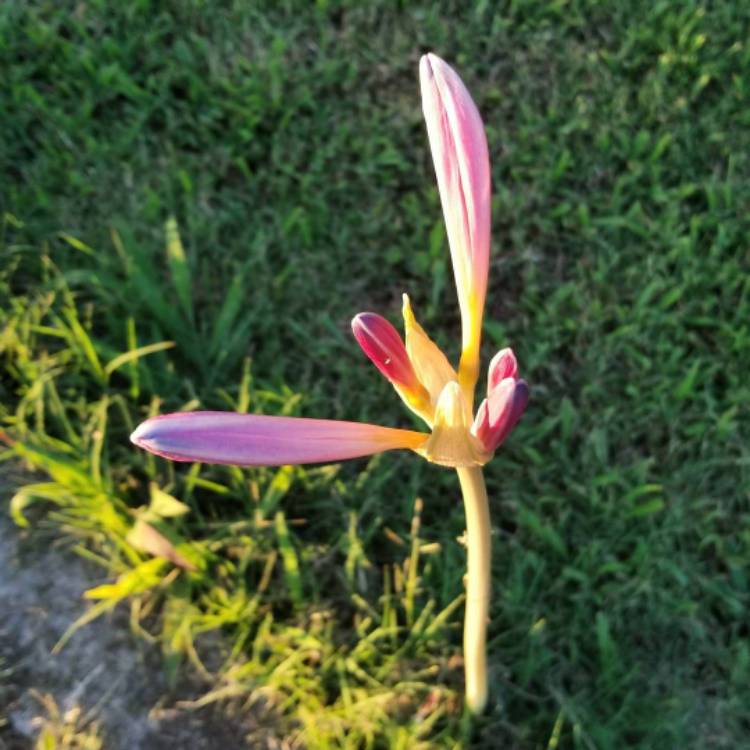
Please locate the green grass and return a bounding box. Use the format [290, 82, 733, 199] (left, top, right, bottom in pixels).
[2, 0, 750, 747]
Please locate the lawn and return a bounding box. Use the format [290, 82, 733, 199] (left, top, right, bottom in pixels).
[1, 1, 749, 748]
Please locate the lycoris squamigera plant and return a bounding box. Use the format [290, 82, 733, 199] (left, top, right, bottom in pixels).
[131, 53, 528, 714]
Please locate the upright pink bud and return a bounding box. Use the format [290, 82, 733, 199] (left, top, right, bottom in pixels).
[420, 53, 491, 393]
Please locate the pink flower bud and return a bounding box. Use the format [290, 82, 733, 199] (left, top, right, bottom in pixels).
[487, 348, 518, 391]
[351, 313, 422, 393]
[472, 378, 529, 453]
[420, 53, 491, 393]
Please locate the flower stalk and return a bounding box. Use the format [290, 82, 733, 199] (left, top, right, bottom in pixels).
[456, 465, 491, 714]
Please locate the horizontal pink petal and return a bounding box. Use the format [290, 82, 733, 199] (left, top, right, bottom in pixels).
[131, 411, 428, 466]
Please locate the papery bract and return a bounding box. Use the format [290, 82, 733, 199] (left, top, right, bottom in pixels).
[401, 294, 456, 415]
[418, 381, 489, 467]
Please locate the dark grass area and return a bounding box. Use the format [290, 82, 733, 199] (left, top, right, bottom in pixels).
[2, 1, 750, 747]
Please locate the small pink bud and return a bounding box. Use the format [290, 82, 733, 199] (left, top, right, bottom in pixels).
[472, 378, 514, 449]
[495, 379, 528, 448]
[420, 53, 491, 390]
[352, 313, 422, 393]
[472, 378, 529, 453]
[487, 348, 518, 391]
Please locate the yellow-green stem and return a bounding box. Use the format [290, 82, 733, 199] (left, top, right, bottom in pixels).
[456, 465, 490, 714]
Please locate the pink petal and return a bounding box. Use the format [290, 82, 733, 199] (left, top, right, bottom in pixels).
[487, 348, 518, 392]
[490, 380, 529, 451]
[420, 53, 491, 357]
[471, 378, 515, 450]
[510, 380, 529, 425]
[351, 312, 422, 392]
[131, 412, 428, 466]
[472, 378, 529, 452]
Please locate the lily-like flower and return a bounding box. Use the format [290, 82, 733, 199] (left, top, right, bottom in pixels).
[132, 53, 528, 714]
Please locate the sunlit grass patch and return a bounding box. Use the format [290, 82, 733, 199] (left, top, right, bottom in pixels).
[31, 692, 104, 750]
